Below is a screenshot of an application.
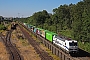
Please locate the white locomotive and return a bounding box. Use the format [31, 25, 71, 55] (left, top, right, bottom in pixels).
[53, 35, 78, 53]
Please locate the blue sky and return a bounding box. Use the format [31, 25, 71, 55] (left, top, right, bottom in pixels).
[0, 0, 81, 17]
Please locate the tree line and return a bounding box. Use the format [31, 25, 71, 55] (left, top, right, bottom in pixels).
[18, 0, 90, 43]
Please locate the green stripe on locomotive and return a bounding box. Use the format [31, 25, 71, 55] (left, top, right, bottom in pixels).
[45, 31, 57, 42]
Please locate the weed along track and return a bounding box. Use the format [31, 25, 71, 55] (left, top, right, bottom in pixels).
[0, 29, 23, 60]
[19, 25, 54, 60]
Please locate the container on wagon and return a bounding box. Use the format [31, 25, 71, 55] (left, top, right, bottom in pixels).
[32, 26, 35, 32]
[29, 25, 35, 31]
[45, 31, 57, 42]
[34, 28, 38, 33]
[27, 24, 31, 28]
[41, 29, 46, 38]
[23, 23, 27, 26]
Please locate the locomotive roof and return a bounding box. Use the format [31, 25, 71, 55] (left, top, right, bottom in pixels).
[56, 36, 77, 42]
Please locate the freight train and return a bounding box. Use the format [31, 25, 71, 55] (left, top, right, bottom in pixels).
[23, 23, 78, 54]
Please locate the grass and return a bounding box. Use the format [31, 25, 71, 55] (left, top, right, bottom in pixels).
[19, 37, 29, 46]
[16, 24, 29, 46]
[0, 30, 3, 33]
[45, 48, 60, 60]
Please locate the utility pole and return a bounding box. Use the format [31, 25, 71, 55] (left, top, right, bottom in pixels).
[18, 13, 20, 18]
[18, 13, 20, 21]
[22, 15, 23, 18]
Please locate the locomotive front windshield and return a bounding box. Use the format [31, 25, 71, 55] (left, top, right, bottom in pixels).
[69, 42, 77, 46]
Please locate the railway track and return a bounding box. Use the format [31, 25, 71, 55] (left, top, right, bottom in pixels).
[71, 48, 90, 60]
[0, 29, 22, 60]
[19, 25, 54, 60]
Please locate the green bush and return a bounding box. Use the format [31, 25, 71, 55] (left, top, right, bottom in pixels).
[78, 41, 90, 53]
[0, 24, 6, 30]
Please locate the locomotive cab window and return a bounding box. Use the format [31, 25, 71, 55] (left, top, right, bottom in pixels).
[69, 42, 77, 46]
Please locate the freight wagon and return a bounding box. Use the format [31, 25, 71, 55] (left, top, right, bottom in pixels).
[45, 31, 57, 42]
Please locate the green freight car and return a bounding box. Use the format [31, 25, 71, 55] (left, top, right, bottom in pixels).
[45, 31, 57, 42]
